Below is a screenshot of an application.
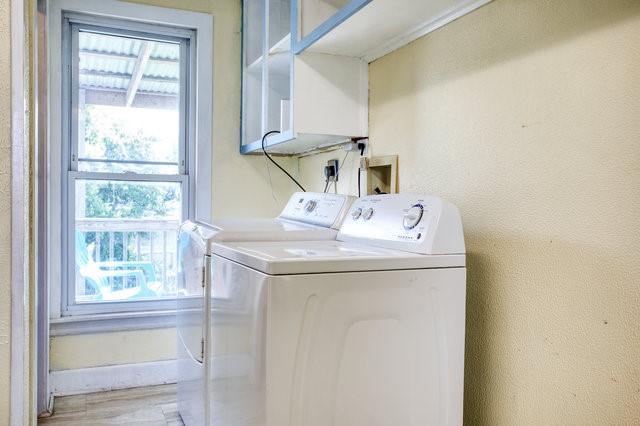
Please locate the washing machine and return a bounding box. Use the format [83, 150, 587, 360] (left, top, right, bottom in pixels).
[177, 192, 355, 425]
[197, 194, 466, 426]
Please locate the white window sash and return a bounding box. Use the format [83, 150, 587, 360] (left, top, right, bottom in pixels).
[64, 172, 189, 316]
[66, 20, 192, 175]
[64, 19, 189, 314]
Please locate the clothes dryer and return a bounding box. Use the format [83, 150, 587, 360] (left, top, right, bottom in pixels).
[176, 192, 355, 425]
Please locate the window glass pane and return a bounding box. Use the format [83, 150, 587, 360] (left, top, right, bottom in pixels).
[77, 31, 181, 174]
[74, 179, 182, 303]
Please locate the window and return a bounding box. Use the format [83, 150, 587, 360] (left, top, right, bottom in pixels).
[61, 15, 195, 314]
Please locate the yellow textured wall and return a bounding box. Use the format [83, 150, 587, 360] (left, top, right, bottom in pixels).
[50, 323, 251, 369]
[299, 0, 640, 423]
[50, 328, 177, 370]
[51, 0, 298, 371]
[0, 0, 12, 420]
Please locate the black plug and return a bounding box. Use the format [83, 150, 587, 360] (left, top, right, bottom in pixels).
[374, 187, 387, 195]
[357, 143, 366, 198]
[325, 159, 338, 182]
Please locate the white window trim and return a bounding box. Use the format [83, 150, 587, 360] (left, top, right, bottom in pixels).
[48, 0, 213, 327]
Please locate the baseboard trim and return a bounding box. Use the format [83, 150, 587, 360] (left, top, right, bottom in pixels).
[49, 359, 177, 396]
[48, 353, 254, 397]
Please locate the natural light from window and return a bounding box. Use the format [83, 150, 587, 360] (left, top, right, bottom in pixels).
[72, 29, 186, 305]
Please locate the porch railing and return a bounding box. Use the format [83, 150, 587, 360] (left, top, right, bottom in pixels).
[75, 218, 180, 298]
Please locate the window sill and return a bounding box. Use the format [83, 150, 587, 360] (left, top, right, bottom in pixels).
[49, 307, 250, 336]
[49, 309, 178, 336]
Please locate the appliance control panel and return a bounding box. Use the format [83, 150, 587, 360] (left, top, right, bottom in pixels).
[338, 194, 465, 255]
[279, 192, 355, 229]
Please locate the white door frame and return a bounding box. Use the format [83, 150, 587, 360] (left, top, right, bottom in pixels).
[35, 0, 51, 416]
[10, 0, 32, 424]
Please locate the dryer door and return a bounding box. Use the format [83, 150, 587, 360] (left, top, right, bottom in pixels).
[177, 225, 208, 362]
[209, 255, 268, 426]
[177, 223, 209, 425]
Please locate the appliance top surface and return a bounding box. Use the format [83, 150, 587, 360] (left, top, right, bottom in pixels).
[211, 240, 466, 275]
[205, 217, 332, 234]
[179, 192, 355, 253]
[180, 219, 340, 254]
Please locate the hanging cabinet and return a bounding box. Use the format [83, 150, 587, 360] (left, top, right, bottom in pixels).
[293, 0, 370, 54]
[293, 0, 493, 60]
[241, 0, 368, 155]
[241, 0, 492, 155]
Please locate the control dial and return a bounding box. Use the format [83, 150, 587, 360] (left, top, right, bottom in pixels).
[304, 200, 318, 213]
[362, 207, 375, 220]
[351, 207, 362, 220]
[403, 204, 424, 230]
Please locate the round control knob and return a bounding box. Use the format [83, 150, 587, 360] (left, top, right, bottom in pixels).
[362, 207, 375, 220]
[351, 207, 363, 220]
[304, 200, 318, 213]
[403, 204, 424, 230]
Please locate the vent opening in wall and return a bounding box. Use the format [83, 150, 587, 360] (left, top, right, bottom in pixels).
[366, 155, 398, 195]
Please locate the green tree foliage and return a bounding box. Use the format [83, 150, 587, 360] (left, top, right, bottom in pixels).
[78, 105, 180, 268]
[81, 105, 180, 219]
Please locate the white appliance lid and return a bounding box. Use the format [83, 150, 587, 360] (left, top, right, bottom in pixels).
[178, 191, 355, 255]
[211, 240, 466, 275]
[180, 219, 339, 256]
[207, 218, 338, 240]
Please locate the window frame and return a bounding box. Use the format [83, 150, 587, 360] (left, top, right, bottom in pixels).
[48, 0, 213, 323]
[62, 18, 193, 315]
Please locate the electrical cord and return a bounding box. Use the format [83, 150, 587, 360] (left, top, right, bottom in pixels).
[261, 130, 306, 192]
[357, 142, 365, 197]
[323, 179, 330, 194]
[338, 150, 350, 173]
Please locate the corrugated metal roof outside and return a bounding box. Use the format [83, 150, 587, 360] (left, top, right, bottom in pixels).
[80, 55, 135, 75]
[138, 80, 178, 94]
[80, 32, 144, 57]
[144, 62, 179, 79]
[149, 42, 180, 60]
[79, 31, 180, 96]
[80, 75, 129, 91]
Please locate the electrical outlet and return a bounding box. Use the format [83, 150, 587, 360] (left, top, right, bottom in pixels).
[343, 138, 368, 155]
[325, 159, 339, 182]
